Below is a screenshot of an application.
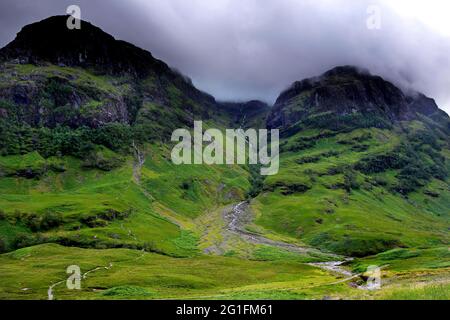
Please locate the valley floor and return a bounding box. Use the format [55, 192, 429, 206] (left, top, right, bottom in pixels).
[0, 201, 449, 300]
[0, 143, 448, 300]
[0, 242, 448, 300]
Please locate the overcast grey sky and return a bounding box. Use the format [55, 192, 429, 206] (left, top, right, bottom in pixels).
[0, 0, 449, 112]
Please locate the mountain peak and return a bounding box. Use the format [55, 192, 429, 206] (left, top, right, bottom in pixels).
[0, 15, 169, 77]
[268, 65, 448, 130]
[322, 65, 369, 77]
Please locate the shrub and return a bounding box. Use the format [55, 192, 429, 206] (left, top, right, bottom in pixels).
[302, 112, 392, 131]
[102, 286, 154, 297]
[371, 176, 388, 187]
[343, 170, 360, 192]
[40, 212, 64, 231]
[351, 144, 369, 152]
[326, 165, 348, 175]
[297, 151, 339, 164]
[310, 233, 403, 257]
[12, 233, 37, 249]
[264, 180, 312, 195]
[355, 152, 408, 174]
[297, 155, 321, 164]
[9, 211, 64, 232]
[247, 165, 265, 198]
[43, 77, 73, 108]
[0, 121, 144, 159]
[82, 148, 124, 171]
[0, 237, 6, 253]
[282, 140, 315, 153]
[81, 209, 130, 228]
[93, 123, 133, 152]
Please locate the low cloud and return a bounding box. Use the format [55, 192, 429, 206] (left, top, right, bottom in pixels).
[0, 0, 449, 112]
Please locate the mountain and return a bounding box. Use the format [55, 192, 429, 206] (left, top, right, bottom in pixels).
[0, 17, 448, 300]
[268, 66, 449, 134]
[0, 15, 230, 136]
[0, 15, 169, 77]
[256, 66, 449, 256]
[0, 16, 251, 255]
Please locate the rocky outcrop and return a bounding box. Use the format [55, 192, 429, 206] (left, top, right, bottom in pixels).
[0, 64, 132, 128]
[267, 66, 449, 130]
[0, 16, 169, 78]
[0, 16, 219, 130]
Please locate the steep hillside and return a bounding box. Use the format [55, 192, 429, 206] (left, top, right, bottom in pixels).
[220, 100, 270, 129]
[0, 16, 250, 256]
[0, 16, 235, 141]
[252, 66, 450, 256]
[268, 66, 449, 131]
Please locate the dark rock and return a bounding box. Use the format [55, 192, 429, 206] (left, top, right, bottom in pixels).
[424, 190, 440, 198]
[0, 16, 169, 78]
[407, 93, 440, 116]
[220, 100, 271, 128]
[0, 15, 220, 131]
[267, 65, 450, 130]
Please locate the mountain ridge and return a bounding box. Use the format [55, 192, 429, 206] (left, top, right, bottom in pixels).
[0, 16, 228, 140]
[0, 15, 170, 77]
[1, 16, 449, 135]
[268, 65, 449, 131]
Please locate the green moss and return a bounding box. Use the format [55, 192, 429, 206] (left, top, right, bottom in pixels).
[101, 286, 154, 297]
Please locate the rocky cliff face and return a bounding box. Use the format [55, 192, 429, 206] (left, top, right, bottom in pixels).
[0, 63, 133, 128]
[220, 100, 270, 129]
[267, 66, 449, 130]
[0, 15, 167, 77]
[0, 16, 218, 132]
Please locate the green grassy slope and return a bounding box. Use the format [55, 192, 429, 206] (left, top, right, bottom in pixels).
[252, 124, 450, 257]
[348, 247, 450, 300]
[0, 143, 250, 257]
[1, 243, 448, 300]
